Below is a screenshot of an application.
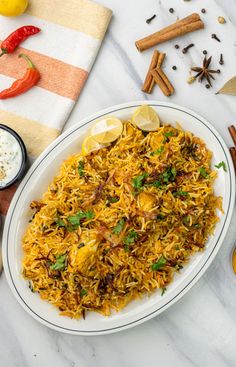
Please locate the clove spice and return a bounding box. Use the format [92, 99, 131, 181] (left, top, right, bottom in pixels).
[211, 33, 221, 42]
[219, 53, 224, 65]
[182, 43, 194, 54]
[146, 14, 156, 24]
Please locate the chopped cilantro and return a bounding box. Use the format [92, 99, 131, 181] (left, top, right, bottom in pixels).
[124, 230, 138, 252]
[161, 287, 167, 296]
[152, 256, 166, 271]
[152, 180, 162, 188]
[163, 131, 174, 143]
[173, 190, 189, 197]
[50, 254, 67, 271]
[113, 219, 125, 235]
[78, 161, 85, 177]
[193, 223, 201, 229]
[108, 196, 119, 203]
[55, 218, 66, 227]
[215, 161, 227, 172]
[162, 167, 177, 183]
[156, 214, 165, 220]
[80, 289, 88, 297]
[199, 167, 208, 178]
[150, 146, 164, 156]
[132, 173, 149, 191]
[67, 210, 95, 230]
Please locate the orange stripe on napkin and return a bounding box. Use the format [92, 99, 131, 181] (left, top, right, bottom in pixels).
[0, 43, 88, 101]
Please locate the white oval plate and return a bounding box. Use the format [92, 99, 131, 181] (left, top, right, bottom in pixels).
[2, 101, 235, 335]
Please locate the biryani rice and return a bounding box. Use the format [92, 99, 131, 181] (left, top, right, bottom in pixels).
[22, 121, 222, 319]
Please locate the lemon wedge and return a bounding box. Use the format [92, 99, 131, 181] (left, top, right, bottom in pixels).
[132, 105, 160, 131]
[90, 117, 123, 144]
[81, 136, 107, 155]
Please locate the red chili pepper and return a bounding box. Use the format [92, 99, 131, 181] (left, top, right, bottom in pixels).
[0, 26, 41, 57]
[0, 54, 40, 100]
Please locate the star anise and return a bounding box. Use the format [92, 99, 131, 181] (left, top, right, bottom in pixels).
[191, 56, 219, 87]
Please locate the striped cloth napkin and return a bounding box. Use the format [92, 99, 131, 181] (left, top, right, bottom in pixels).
[0, 0, 112, 158]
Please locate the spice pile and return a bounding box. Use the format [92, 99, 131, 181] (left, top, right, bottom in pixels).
[136, 8, 228, 95]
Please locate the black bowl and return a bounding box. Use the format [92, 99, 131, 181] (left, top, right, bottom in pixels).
[0, 124, 27, 191]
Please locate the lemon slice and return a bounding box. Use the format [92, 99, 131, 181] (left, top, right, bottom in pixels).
[132, 105, 160, 131]
[81, 136, 107, 155]
[90, 117, 123, 144]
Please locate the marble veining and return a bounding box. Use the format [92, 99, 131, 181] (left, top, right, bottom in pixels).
[1, 0, 236, 366]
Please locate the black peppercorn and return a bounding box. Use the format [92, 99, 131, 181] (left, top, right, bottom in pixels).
[201, 9, 206, 14]
[169, 8, 174, 13]
[175, 44, 179, 49]
[203, 50, 207, 55]
[172, 66, 177, 70]
[205, 84, 210, 89]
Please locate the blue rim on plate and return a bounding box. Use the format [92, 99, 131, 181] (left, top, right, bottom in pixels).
[2, 101, 235, 335]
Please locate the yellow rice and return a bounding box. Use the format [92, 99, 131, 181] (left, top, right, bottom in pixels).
[22, 121, 222, 319]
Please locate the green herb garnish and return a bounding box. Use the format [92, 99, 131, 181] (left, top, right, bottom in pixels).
[113, 219, 125, 235]
[156, 214, 165, 220]
[193, 223, 201, 229]
[173, 190, 189, 197]
[163, 131, 174, 143]
[162, 167, 177, 183]
[152, 180, 162, 188]
[80, 289, 88, 297]
[67, 210, 95, 230]
[108, 196, 119, 203]
[124, 229, 138, 252]
[132, 173, 149, 191]
[161, 287, 167, 296]
[78, 161, 85, 177]
[152, 256, 166, 271]
[215, 161, 227, 172]
[55, 218, 66, 227]
[150, 146, 164, 156]
[50, 254, 67, 271]
[199, 167, 208, 178]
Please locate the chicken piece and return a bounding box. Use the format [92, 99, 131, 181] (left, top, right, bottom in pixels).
[137, 192, 156, 211]
[70, 230, 99, 274]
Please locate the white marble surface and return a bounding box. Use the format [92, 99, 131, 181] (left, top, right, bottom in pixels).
[1, 0, 236, 366]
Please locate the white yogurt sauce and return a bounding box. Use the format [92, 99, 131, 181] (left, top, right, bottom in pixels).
[0, 128, 22, 188]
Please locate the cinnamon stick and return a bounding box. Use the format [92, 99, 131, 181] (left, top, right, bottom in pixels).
[136, 13, 204, 52]
[142, 50, 160, 93]
[157, 53, 166, 67]
[228, 125, 236, 146]
[155, 67, 174, 95]
[229, 147, 236, 171]
[142, 51, 166, 94]
[151, 69, 172, 96]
